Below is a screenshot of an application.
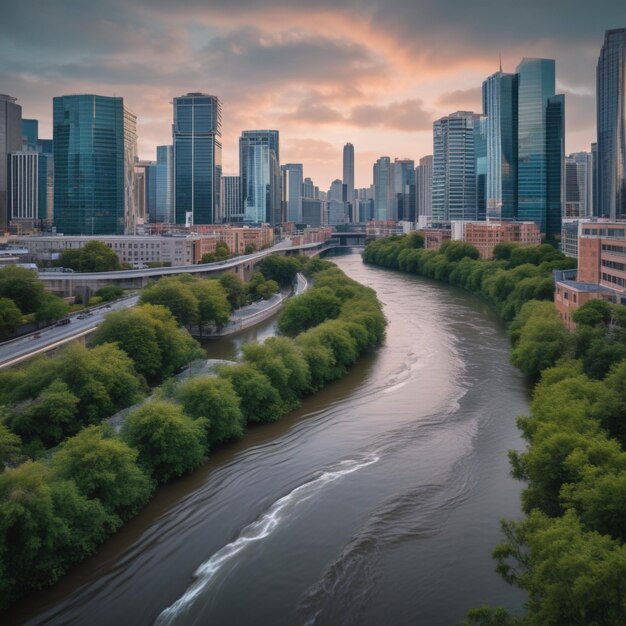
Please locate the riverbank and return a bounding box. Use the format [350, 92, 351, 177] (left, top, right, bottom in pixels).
[0, 257, 386, 612]
[363, 236, 626, 625]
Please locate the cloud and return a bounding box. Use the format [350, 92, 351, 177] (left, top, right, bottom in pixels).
[436, 86, 483, 111]
[348, 99, 433, 131]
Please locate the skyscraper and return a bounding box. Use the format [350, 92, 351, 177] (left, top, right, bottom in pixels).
[327, 178, 347, 225]
[432, 111, 479, 221]
[239, 130, 281, 224]
[281, 163, 303, 223]
[373, 156, 392, 220]
[416, 155, 433, 223]
[221, 175, 242, 222]
[483, 70, 518, 219]
[0, 94, 22, 229]
[155, 145, 174, 223]
[343, 143, 355, 203]
[474, 115, 488, 221]
[53, 94, 137, 235]
[391, 159, 416, 222]
[597, 28, 626, 219]
[591, 142, 599, 216]
[173, 93, 222, 226]
[516, 58, 564, 236]
[564, 152, 593, 218]
[21, 119, 38, 150]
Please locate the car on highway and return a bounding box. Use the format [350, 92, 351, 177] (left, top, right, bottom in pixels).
[55, 318, 71, 326]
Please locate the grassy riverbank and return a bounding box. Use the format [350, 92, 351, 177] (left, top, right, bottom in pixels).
[0, 255, 386, 610]
[364, 235, 626, 625]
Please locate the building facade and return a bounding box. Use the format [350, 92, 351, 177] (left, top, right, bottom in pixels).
[432, 111, 479, 222]
[597, 29, 626, 220]
[173, 93, 222, 226]
[53, 94, 138, 235]
[391, 158, 416, 222]
[453, 220, 541, 259]
[416, 155, 433, 225]
[343, 143, 355, 204]
[564, 152, 593, 218]
[0, 94, 23, 229]
[239, 130, 281, 224]
[281, 163, 303, 223]
[155, 145, 174, 224]
[221, 174, 242, 223]
[373, 156, 392, 221]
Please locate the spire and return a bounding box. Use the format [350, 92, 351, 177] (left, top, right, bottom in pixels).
[499, 52, 503, 73]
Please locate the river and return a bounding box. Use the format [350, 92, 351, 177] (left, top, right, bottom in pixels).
[6, 252, 529, 626]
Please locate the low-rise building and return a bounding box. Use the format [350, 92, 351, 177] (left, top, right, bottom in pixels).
[419, 222, 452, 250]
[452, 220, 541, 259]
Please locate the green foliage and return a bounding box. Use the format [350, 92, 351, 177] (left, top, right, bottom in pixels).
[244, 243, 256, 254]
[0, 421, 22, 468]
[440, 240, 480, 262]
[573, 299, 613, 327]
[50, 425, 153, 519]
[219, 272, 247, 309]
[140, 276, 199, 326]
[218, 363, 283, 423]
[0, 265, 45, 314]
[0, 297, 22, 338]
[176, 376, 244, 447]
[95, 285, 124, 301]
[258, 254, 303, 286]
[58, 240, 122, 272]
[34, 292, 69, 324]
[122, 401, 206, 483]
[277, 286, 342, 335]
[190, 279, 231, 329]
[214, 241, 230, 260]
[247, 271, 279, 301]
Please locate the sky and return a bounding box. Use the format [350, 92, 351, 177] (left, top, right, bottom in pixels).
[2, 1, 625, 190]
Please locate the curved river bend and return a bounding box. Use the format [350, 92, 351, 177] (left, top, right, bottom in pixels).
[8, 253, 528, 626]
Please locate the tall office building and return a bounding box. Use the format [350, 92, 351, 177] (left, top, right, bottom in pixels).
[21, 119, 38, 150]
[416, 155, 433, 222]
[591, 142, 599, 216]
[281, 163, 303, 223]
[373, 156, 392, 220]
[155, 145, 174, 223]
[9, 151, 46, 223]
[327, 178, 347, 225]
[391, 158, 416, 222]
[343, 143, 355, 203]
[221, 174, 242, 222]
[53, 94, 137, 235]
[0, 94, 22, 229]
[134, 160, 156, 224]
[564, 152, 593, 218]
[516, 58, 564, 236]
[483, 70, 518, 219]
[302, 177, 316, 199]
[474, 115, 488, 221]
[597, 29, 626, 219]
[173, 93, 222, 226]
[239, 130, 281, 224]
[432, 111, 479, 221]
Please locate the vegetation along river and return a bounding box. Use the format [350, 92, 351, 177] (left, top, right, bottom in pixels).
[8, 251, 530, 625]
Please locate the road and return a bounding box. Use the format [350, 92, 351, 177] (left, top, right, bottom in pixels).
[0, 294, 140, 370]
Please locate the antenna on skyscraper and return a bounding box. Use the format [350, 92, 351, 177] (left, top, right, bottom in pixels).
[499, 53, 502, 73]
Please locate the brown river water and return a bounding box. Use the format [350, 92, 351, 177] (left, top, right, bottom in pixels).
[5, 251, 529, 626]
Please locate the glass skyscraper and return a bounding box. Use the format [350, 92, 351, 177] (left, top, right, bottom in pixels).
[0, 94, 22, 229]
[483, 71, 518, 220]
[416, 155, 433, 222]
[239, 130, 280, 224]
[391, 158, 416, 222]
[173, 93, 222, 225]
[53, 94, 137, 235]
[155, 145, 174, 223]
[373, 156, 392, 220]
[432, 111, 479, 221]
[597, 28, 626, 219]
[343, 143, 355, 204]
[281, 163, 303, 223]
[516, 58, 563, 236]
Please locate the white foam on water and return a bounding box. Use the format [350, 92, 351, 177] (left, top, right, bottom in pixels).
[155, 454, 380, 625]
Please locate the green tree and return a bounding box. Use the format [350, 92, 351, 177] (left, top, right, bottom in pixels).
[176, 376, 244, 447]
[244, 243, 256, 254]
[140, 276, 199, 326]
[214, 241, 230, 260]
[0, 297, 22, 338]
[190, 279, 231, 330]
[277, 286, 342, 335]
[34, 292, 69, 325]
[258, 254, 302, 286]
[0, 421, 22, 468]
[200, 253, 216, 264]
[122, 401, 207, 482]
[219, 272, 247, 309]
[0, 265, 45, 314]
[59, 240, 121, 272]
[440, 240, 480, 262]
[50, 425, 153, 519]
[573, 299, 613, 327]
[218, 363, 283, 423]
[95, 285, 124, 301]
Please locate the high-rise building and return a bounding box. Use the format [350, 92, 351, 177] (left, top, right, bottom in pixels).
[564, 152, 593, 218]
[9, 151, 47, 223]
[239, 130, 281, 224]
[343, 143, 355, 203]
[0, 94, 22, 229]
[591, 142, 599, 216]
[391, 158, 416, 222]
[597, 28, 626, 219]
[483, 70, 518, 219]
[416, 155, 433, 223]
[173, 93, 222, 226]
[474, 116, 487, 221]
[302, 198, 324, 227]
[155, 145, 174, 224]
[432, 111, 479, 221]
[327, 178, 347, 225]
[281, 163, 303, 223]
[21, 119, 38, 151]
[516, 58, 564, 236]
[221, 174, 242, 223]
[134, 160, 156, 225]
[53, 94, 137, 235]
[302, 177, 316, 199]
[373, 156, 392, 220]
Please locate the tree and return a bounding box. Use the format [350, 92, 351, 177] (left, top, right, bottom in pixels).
[175, 376, 244, 447]
[214, 241, 230, 260]
[440, 240, 480, 262]
[0, 298, 22, 339]
[34, 292, 69, 324]
[573, 299, 613, 328]
[200, 253, 216, 264]
[190, 280, 231, 330]
[247, 271, 278, 301]
[219, 272, 247, 309]
[140, 276, 199, 326]
[244, 243, 256, 254]
[258, 254, 302, 286]
[58, 240, 121, 272]
[0, 421, 22, 468]
[50, 425, 153, 519]
[96, 285, 124, 301]
[122, 401, 207, 483]
[277, 286, 342, 335]
[218, 363, 283, 423]
[0, 265, 45, 314]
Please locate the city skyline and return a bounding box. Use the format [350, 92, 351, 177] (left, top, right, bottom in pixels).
[2, 2, 622, 189]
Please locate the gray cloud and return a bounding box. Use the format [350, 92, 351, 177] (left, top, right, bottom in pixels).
[436, 86, 483, 110]
[348, 99, 433, 131]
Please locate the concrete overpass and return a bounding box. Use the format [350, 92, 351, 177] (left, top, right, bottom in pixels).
[38, 238, 331, 297]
